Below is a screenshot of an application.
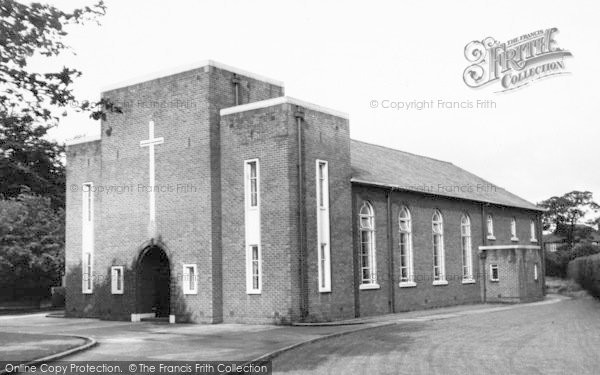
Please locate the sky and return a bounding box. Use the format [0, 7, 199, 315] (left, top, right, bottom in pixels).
[31, 0, 600, 210]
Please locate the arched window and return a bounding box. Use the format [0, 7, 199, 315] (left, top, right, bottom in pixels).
[486, 214, 495, 239]
[399, 206, 414, 285]
[530, 219, 537, 242]
[461, 214, 473, 281]
[510, 217, 518, 240]
[432, 210, 446, 284]
[359, 202, 377, 286]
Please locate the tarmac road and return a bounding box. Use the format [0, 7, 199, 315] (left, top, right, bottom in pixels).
[272, 295, 600, 375]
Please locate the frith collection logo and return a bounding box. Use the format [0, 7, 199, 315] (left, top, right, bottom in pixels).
[463, 28, 572, 92]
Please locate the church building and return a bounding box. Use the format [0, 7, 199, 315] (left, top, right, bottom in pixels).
[65, 61, 545, 324]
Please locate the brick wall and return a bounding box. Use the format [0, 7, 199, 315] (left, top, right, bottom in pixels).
[220, 104, 297, 324]
[300, 108, 355, 322]
[65, 140, 102, 317]
[351, 186, 544, 316]
[219, 102, 355, 323]
[65, 64, 283, 323]
[65, 62, 543, 324]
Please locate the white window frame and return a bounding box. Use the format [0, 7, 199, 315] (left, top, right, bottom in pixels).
[359, 201, 379, 289]
[182, 264, 198, 295]
[490, 264, 499, 281]
[398, 206, 415, 287]
[486, 214, 495, 240]
[82, 251, 93, 294]
[530, 219, 537, 242]
[510, 217, 519, 241]
[432, 210, 447, 285]
[246, 244, 262, 294]
[245, 159, 260, 209]
[316, 160, 331, 292]
[82, 182, 94, 294]
[111, 266, 124, 294]
[461, 214, 475, 283]
[244, 159, 262, 294]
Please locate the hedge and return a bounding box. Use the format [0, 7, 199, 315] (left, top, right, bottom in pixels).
[567, 253, 600, 298]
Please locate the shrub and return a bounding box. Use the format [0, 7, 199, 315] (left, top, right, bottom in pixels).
[545, 250, 569, 277]
[545, 244, 600, 278]
[567, 253, 600, 298]
[51, 286, 65, 307]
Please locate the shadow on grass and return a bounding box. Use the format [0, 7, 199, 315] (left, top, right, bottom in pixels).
[273, 323, 425, 373]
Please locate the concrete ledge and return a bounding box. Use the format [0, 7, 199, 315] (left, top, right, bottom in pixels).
[131, 313, 155, 322]
[0, 335, 97, 375]
[291, 320, 365, 327]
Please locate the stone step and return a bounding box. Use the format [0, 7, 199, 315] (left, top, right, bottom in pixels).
[140, 316, 170, 323]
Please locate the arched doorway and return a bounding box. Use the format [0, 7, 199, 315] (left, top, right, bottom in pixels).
[137, 245, 171, 317]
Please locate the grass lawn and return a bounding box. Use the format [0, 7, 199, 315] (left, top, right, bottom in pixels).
[0, 332, 86, 363]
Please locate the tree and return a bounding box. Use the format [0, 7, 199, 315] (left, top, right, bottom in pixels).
[0, 0, 121, 206]
[0, 193, 64, 301]
[538, 191, 600, 245]
[1, 0, 119, 125]
[0, 115, 65, 208]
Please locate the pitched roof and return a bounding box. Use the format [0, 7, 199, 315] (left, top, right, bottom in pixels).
[350, 140, 541, 211]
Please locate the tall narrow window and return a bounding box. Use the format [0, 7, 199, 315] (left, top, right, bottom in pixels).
[183, 264, 197, 294]
[432, 210, 447, 284]
[399, 206, 414, 286]
[534, 263, 539, 281]
[83, 252, 93, 293]
[461, 214, 474, 282]
[359, 202, 377, 288]
[487, 214, 495, 239]
[246, 244, 262, 293]
[111, 266, 124, 294]
[247, 161, 258, 207]
[510, 217, 518, 240]
[82, 182, 94, 294]
[251, 245, 261, 290]
[316, 160, 331, 292]
[320, 243, 327, 288]
[530, 219, 537, 242]
[318, 162, 326, 208]
[244, 159, 261, 294]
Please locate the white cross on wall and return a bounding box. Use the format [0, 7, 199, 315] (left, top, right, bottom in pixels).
[140, 120, 164, 238]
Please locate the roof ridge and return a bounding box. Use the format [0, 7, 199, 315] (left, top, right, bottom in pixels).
[350, 139, 453, 165]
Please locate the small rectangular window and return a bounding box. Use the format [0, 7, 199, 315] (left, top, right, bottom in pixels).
[534, 263, 539, 281]
[183, 264, 198, 295]
[490, 264, 499, 281]
[111, 266, 124, 294]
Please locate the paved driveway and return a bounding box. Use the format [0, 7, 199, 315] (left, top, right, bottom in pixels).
[273, 295, 600, 375]
[1, 294, 596, 374]
[0, 313, 373, 361]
